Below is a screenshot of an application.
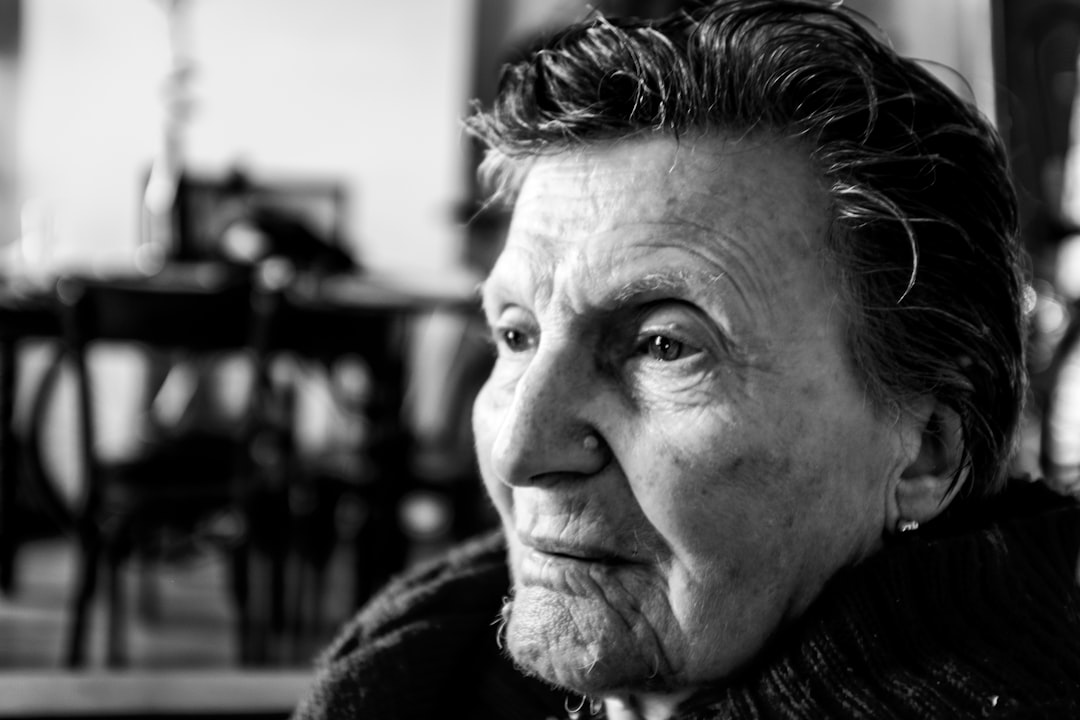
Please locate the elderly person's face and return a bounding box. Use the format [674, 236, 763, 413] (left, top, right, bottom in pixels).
[473, 133, 924, 697]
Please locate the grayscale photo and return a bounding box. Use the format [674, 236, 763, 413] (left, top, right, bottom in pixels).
[0, 2, 1076, 719]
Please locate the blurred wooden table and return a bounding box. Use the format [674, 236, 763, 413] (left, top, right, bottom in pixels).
[0, 262, 479, 596]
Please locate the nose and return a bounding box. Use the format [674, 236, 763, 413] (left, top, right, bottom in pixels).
[487, 344, 611, 486]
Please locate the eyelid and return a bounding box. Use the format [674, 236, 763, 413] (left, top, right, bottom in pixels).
[490, 303, 534, 326]
[636, 301, 704, 332]
[488, 304, 539, 354]
[633, 301, 731, 356]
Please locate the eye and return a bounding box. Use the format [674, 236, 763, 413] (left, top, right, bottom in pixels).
[644, 334, 687, 362]
[487, 306, 538, 357]
[501, 327, 532, 353]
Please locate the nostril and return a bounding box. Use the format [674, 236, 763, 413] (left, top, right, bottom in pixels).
[483, 352, 609, 484]
[490, 423, 614, 487]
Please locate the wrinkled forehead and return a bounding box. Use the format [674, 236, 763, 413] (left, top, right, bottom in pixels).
[484, 133, 842, 337]
[499, 132, 833, 260]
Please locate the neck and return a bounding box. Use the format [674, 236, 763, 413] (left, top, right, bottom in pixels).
[603, 690, 693, 720]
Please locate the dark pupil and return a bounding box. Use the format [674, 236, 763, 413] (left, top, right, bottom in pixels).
[505, 329, 525, 350]
[649, 335, 681, 361]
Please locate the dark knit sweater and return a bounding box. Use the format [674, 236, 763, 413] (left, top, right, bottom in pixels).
[292, 480, 1080, 719]
[292, 531, 565, 720]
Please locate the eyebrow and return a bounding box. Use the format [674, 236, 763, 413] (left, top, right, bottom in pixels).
[479, 267, 728, 311]
[607, 269, 727, 307]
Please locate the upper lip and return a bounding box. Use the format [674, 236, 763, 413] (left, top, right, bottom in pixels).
[519, 533, 630, 564]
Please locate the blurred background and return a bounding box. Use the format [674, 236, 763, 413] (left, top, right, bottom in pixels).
[0, 0, 1077, 716]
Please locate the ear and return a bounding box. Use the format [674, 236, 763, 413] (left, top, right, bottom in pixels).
[885, 403, 967, 533]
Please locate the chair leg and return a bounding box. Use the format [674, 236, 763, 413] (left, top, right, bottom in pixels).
[286, 554, 304, 662]
[230, 540, 255, 665]
[270, 543, 287, 641]
[352, 499, 407, 609]
[66, 532, 101, 668]
[136, 554, 161, 623]
[287, 555, 327, 663]
[241, 545, 273, 665]
[253, 549, 276, 664]
[303, 563, 329, 660]
[266, 489, 290, 663]
[0, 339, 18, 596]
[105, 549, 127, 668]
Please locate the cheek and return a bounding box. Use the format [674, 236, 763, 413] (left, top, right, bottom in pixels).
[625, 406, 829, 574]
[472, 380, 513, 518]
[614, 428, 827, 679]
[628, 396, 895, 612]
[643, 442, 795, 554]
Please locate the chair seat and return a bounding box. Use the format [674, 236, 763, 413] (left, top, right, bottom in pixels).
[104, 431, 239, 484]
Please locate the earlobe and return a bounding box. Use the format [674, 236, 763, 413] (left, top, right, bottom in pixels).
[886, 405, 967, 533]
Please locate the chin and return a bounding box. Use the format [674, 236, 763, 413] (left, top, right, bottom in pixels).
[501, 586, 682, 698]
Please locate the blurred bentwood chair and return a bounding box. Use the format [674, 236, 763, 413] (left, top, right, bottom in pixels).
[49, 268, 256, 667]
[0, 291, 61, 595]
[244, 266, 414, 661]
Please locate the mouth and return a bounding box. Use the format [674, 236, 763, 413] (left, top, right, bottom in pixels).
[519, 534, 632, 565]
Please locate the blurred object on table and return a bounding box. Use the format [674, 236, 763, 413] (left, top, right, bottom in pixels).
[142, 168, 355, 276]
[141, 0, 196, 274]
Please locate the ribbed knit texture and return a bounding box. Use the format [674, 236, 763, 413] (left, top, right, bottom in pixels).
[292, 481, 1080, 719]
[290, 531, 566, 720]
[680, 480, 1080, 719]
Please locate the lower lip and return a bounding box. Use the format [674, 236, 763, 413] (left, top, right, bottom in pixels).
[518, 548, 627, 588]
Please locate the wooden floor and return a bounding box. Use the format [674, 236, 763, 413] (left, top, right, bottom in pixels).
[0, 530, 451, 670]
[0, 670, 315, 718]
[0, 533, 457, 717]
[0, 537, 255, 669]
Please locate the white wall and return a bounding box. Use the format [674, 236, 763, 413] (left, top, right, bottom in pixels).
[16, 0, 475, 273]
[849, 0, 996, 121]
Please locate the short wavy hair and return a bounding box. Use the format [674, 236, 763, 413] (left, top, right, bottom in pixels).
[465, 0, 1027, 494]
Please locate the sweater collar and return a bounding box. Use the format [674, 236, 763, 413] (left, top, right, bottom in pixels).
[675, 480, 1080, 718]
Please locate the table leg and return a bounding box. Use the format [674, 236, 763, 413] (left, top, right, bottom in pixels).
[0, 337, 17, 594]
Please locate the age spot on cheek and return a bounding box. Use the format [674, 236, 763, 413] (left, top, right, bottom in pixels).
[798, 378, 825, 402]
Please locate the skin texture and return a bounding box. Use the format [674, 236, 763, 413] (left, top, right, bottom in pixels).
[472, 133, 925, 709]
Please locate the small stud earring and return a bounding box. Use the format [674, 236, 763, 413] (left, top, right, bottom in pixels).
[897, 519, 920, 533]
[582, 434, 600, 452]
